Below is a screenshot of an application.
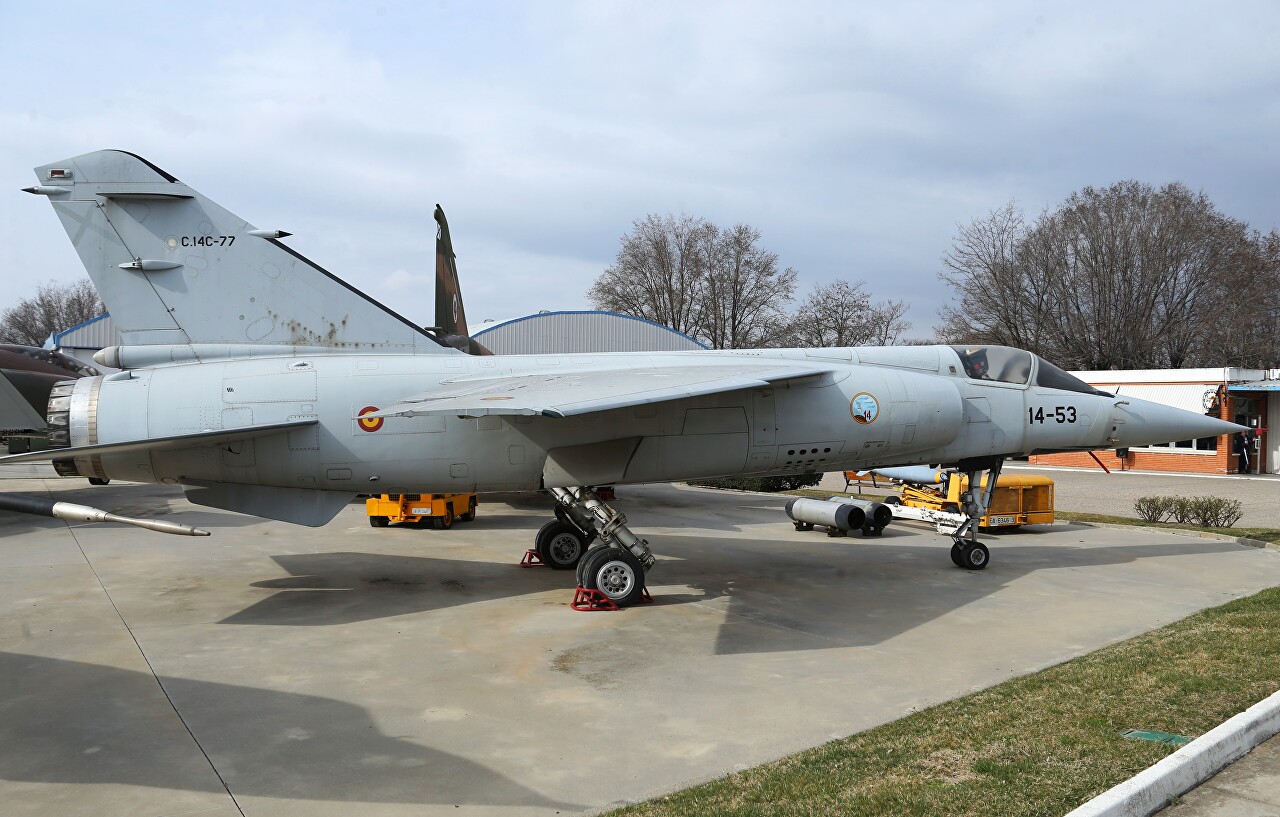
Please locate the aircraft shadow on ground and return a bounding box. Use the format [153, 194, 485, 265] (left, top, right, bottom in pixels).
[0, 651, 581, 810]
[219, 551, 573, 626]
[660, 536, 1246, 655]
[218, 533, 1242, 661]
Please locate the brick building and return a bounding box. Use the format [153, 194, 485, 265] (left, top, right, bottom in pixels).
[1028, 367, 1278, 475]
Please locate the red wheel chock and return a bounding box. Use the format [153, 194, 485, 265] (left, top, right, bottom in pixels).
[570, 586, 654, 611]
[571, 587, 618, 611]
[519, 549, 544, 568]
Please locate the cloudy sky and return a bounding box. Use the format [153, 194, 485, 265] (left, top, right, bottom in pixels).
[1, 1, 1277, 339]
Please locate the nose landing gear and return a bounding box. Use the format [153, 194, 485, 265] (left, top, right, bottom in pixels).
[949, 458, 1004, 571]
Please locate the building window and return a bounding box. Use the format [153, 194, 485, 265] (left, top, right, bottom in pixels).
[1137, 436, 1219, 454]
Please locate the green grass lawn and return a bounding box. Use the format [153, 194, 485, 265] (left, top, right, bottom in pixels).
[608, 587, 1280, 817]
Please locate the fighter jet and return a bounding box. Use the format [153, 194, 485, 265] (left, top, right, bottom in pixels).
[0, 344, 100, 432]
[0, 150, 1242, 605]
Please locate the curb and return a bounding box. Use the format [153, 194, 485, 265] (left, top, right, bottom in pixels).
[1065, 689, 1280, 817]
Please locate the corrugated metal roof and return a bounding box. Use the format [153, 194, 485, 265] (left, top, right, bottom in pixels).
[472, 311, 705, 354]
[53, 314, 121, 350]
[1097, 383, 1217, 413]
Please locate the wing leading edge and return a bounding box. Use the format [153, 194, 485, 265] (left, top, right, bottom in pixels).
[363, 362, 838, 419]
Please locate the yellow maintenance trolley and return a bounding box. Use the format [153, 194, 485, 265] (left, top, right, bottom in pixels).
[855, 467, 1054, 531]
[366, 493, 477, 529]
[880, 471, 1059, 535]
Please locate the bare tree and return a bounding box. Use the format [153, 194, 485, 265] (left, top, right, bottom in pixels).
[939, 182, 1274, 369]
[0, 279, 104, 347]
[1201, 228, 1280, 369]
[590, 214, 796, 348]
[867, 298, 912, 346]
[787, 281, 912, 348]
[589, 214, 710, 338]
[697, 223, 797, 349]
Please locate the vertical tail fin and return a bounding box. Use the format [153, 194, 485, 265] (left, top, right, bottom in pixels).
[26, 150, 455, 354]
[433, 205, 490, 355]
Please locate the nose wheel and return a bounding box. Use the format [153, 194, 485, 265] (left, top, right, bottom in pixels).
[951, 540, 989, 570]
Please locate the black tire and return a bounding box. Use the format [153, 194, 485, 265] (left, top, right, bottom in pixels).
[459, 497, 477, 523]
[575, 545, 600, 585]
[949, 542, 963, 566]
[369, 516, 389, 528]
[882, 495, 901, 505]
[435, 507, 454, 530]
[579, 547, 647, 607]
[88, 477, 110, 486]
[535, 520, 589, 570]
[960, 542, 989, 570]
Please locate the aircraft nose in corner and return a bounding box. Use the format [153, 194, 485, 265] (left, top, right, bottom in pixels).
[1113, 397, 1247, 448]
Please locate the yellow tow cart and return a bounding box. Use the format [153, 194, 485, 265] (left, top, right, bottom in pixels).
[365, 493, 477, 529]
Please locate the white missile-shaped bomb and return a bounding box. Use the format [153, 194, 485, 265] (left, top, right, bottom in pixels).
[0, 492, 209, 536]
[870, 466, 948, 484]
[786, 497, 866, 532]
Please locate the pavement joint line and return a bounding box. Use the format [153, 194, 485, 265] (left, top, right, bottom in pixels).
[64, 522, 248, 817]
[1065, 688, 1280, 817]
[1073, 521, 1280, 552]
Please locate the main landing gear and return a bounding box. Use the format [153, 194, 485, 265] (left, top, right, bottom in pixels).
[533, 486, 656, 607]
[949, 457, 1003, 571]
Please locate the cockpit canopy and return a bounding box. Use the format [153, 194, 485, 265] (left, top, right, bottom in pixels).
[949, 345, 1111, 396]
[951, 345, 1032, 385]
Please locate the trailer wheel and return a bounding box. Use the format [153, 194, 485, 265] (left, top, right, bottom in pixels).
[435, 507, 454, 530]
[369, 516, 389, 528]
[459, 497, 477, 522]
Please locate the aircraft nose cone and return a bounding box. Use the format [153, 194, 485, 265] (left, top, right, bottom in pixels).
[1113, 398, 1246, 448]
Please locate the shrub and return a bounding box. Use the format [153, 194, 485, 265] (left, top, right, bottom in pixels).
[1134, 496, 1171, 523]
[1132, 495, 1244, 528]
[1190, 496, 1244, 528]
[1169, 496, 1196, 525]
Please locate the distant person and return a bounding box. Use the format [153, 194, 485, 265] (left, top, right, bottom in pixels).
[1234, 432, 1252, 474]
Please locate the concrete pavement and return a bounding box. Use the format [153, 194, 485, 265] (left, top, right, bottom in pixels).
[3, 473, 1280, 815]
[1167, 733, 1280, 816]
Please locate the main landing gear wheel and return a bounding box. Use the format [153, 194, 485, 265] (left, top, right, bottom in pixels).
[579, 547, 647, 607]
[956, 541, 989, 571]
[950, 542, 964, 567]
[535, 520, 589, 570]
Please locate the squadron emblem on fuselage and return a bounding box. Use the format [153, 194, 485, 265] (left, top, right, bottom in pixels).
[850, 392, 880, 425]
